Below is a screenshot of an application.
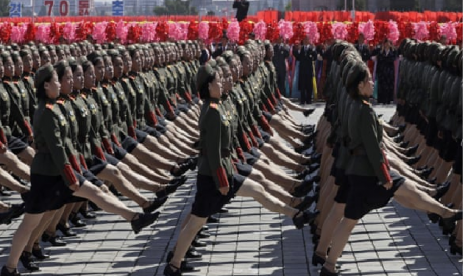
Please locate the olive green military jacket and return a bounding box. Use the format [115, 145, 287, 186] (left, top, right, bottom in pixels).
[346, 97, 391, 185]
[2, 78, 33, 138]
[32, 99, 77, 186]
[197, 99, 233, 189]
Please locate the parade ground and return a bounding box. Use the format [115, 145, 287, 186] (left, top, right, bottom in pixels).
[0, 104, 462, 276]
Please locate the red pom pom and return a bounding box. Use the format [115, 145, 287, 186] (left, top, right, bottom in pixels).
[456, 23, 463, 46]
[156, 21, 168, 42]
[290, 22, 304, 45]
[106, 21, 117, 42]
[187, 21, 198, 41]
[346, 22, 359, 44]
[265, 22, 279, 41]
[317, 22, 332, 45]
[24, 22, 36, 43]
[239, 20, 253, 45]
[127, 24, 142, 44]
[208, 22, 222, 41]
[0, 23, 12, 44]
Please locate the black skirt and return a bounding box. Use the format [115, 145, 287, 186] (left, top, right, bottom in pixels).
[191, 173, 244, 218]
[345, 171, 404, 220]
[6, 135, 28, 155]
[26, 174, 74, 214]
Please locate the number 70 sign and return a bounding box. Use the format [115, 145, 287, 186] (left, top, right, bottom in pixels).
[44, 0, 69, 16]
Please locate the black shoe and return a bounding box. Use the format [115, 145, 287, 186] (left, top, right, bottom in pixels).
[131, 212, 160, 234]
[405, 144, 419, 156]
[434, 181, 451, 201]
[308, 163, 320, 174]
[304, 131, 318, 145]
[312, 254, 325, 266]
[449, 235, 457, 246]
[450, 243, 463, 256]
[442, 211, 463, 235]
[88, 201, 102, 211]
[207, 215, 219, 223]
[191, 238, 207, 248]
[293, 175, 318, 197]
[79, 208, 96, 219]
[295, 145, 309, 154]
[171, 160, 192, 177]
[156, 177, 187, 198]
[9, 204, 25, 220]
[186, 246, 202, 259]
[399, 141, 410, 148]
[19, 251, 40, 272]
[163, 263, 181, 276]
[56, 223, 77, 237]
[0, 266, 20, 276]
[70, 214, 86, 228]
[143, 197, 168, 214]
[32, 247, 49, 260]
[295, 195, 317, 211]
[311, 153, 322, 164]
[419, 167, 434, 179]
[428, 177, 437, 184]
[0, 187, 11, 197]
[293, 209, 320, 229]
[406, 155, 421, 166]
[303, 108, 315, 117]
[320, 266, 339, 276]
[166, 251, 195, 272]
[427, 212, 440, 224]
[398, 124, 406, 133]
[296, 168, 311, 180]
[393, 135, 404, 143]
[48, 236, 67, 247]
[196, 230, 211, 239]
[0, 209, 14, 225]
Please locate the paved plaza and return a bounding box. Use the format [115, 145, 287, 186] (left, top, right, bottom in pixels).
[0, 104, 462, 276]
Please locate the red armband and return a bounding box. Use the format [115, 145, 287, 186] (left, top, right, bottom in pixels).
[216, 167, 229, 188]
[252, 125, 262, 139]
[185, 92, 192, 103]
[63, 164, 78, 185]
[0, 128, 6, 145]
[166, 101, 174, 113]
[267, 99, 276, 113]
[241, 132, 252, 151]
[261, 103, 269, 113]
[69, 155, 82, 174]
[155, 108, 163, 117]
[260, 115, 272, 133]
[381, 149, 391, 170]
[236, 147, 246, 162]
[176, 93, 181, 101]
[147, 111, 158, 125]
[249, 130, 259, 148]
[275, 86, 282, 100]
[94, 146, 106, 161]
[102, 138, 114, 155]
[380, 163, 392, 183]
[79, 154, 88, 170]
[24, 120, 32, 136]
[128, 126, 136, 139]
[111, 133, 122, 148]
[271, 94, 278, 106]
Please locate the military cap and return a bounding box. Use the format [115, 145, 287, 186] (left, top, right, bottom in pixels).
[197, 63, 216, 91]
[342, 59, 358, 87]
[345, 61, 368, 91]
[46, 45, 56, 51]
[0, 52, 11, 61]
[35, 64, 55, 88]
[87, 51, 102, 64]
[19, 49, 31, 58]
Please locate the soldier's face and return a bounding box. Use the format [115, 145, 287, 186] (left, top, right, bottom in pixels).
[3, 57, 14, 77]
[113, 57, 123, 78]
[41, 51, 51, 66]
[236, 57, 243, 78]
[104, 58, 114, 80]
[49, 50, 58, 65]
[60, 67, 73, 95]
[229, 60, 237, 82]
[84, 65, 96, 89]
[123, 52, 132, 74]
[209, 72, 222, 99]
[94, 59, 105, 82]
[131, 51, 142, 72]
[14, 59, 23, 77]
[22, 54, 33, 73]
[73, 65, 84, 90]
[32, 52, 40, 70]
[57, 50, 65, 61]
[358, 71, 374, 97]
[45, 72, 61, 99]
[222, 67, 233, 92]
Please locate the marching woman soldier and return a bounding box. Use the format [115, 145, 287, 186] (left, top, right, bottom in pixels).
[0, 64, 160, 276]
[163, 64, 318, 276]
[320, 61, 462, 276]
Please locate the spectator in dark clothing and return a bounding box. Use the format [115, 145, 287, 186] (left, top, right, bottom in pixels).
[272, 37, 290, 97]
[233, 0, 249, 22]
[292, 37, 317, 104]
[354, 33, 371, 62]
[372, 38, 398, 104]
[199, 40, 210, 65]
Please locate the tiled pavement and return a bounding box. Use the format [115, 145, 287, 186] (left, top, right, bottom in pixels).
[0, 104, 462, 276]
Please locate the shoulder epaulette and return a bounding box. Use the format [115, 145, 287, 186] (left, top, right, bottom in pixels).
[209, 102, 218, 109]
[56, 99, 65, 105]
[362, 100, 371, 106]
[46, 103, 54, 109]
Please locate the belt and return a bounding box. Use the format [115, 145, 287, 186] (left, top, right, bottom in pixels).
[201, 148, 231, 158]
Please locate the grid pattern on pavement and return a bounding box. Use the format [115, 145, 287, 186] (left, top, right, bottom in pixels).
[0, 104, 461, 276]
